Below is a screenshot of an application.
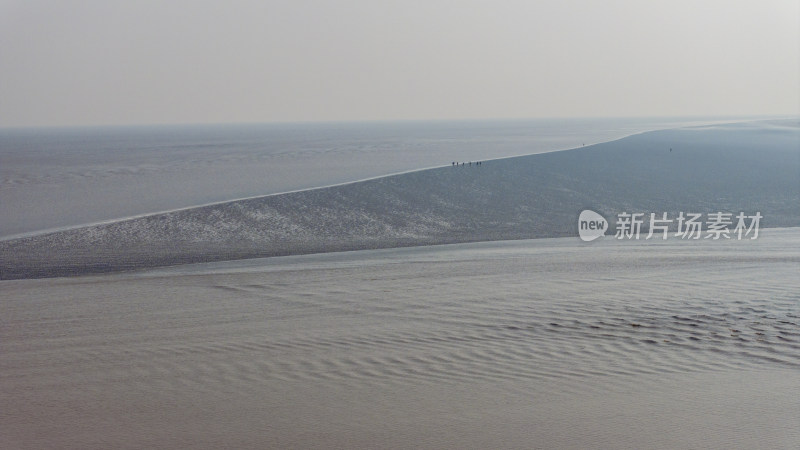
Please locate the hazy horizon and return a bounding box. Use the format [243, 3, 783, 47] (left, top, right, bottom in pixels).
[1, 113, 793, 132]
[2, 0, 798, 128]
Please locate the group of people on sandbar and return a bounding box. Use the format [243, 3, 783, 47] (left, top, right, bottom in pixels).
[452, 161, 482, 167]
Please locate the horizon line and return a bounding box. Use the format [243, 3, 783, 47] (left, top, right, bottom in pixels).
[2, 113, 797, 132]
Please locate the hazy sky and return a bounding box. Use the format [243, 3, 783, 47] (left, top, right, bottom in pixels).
[1, 0, 798, 127]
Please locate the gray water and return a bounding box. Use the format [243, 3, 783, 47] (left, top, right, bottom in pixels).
[4, 119, 797, 279]
[0, 116, 758, 238]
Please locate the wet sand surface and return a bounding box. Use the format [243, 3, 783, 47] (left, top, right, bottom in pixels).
[3, 229, 799, 448]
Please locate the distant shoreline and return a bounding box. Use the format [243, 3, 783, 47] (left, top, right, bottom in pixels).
[2, 119, 798, 280]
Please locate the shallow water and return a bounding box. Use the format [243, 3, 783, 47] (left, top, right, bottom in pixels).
[0, 117, 756, 238]
[2, 228, 798, 448]
[5, 119, 797, 280]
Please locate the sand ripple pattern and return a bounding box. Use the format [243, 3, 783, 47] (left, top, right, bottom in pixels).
[3, 232, 798, 399]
